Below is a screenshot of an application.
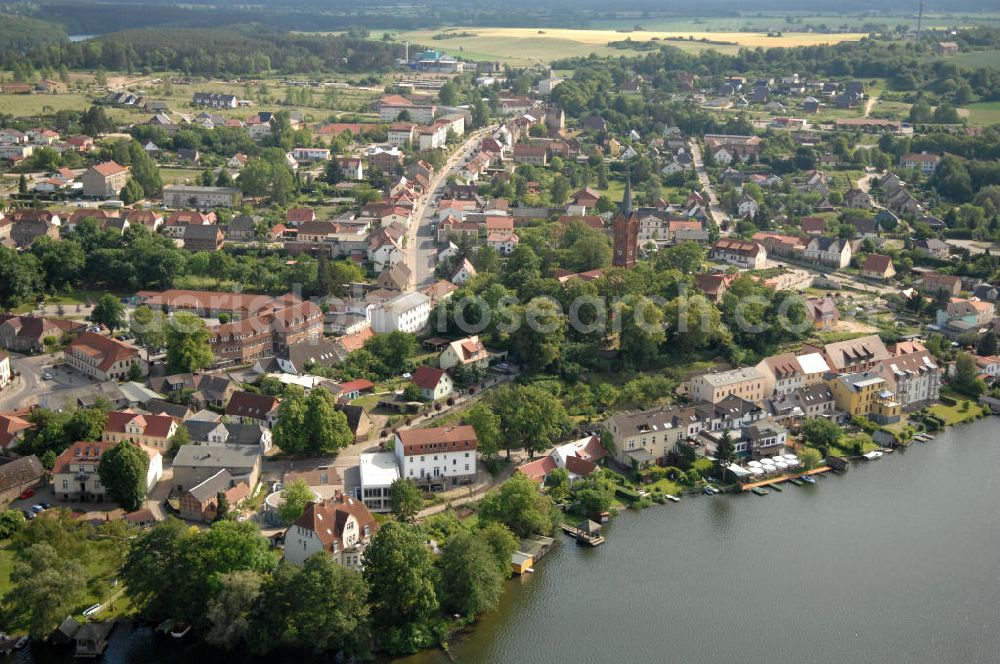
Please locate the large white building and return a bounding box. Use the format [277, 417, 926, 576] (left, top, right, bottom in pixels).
[394, 425, 478, 487]
[163, 185, 242, 209]
[358, 451, 399, 513]
[370, 291, 431, 334]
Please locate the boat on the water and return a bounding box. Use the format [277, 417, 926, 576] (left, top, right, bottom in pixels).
[665, 494, 680, 503]
[862, 451, 884, 460]
[801, 475, 817, 484]
[751, 487, 769, 496]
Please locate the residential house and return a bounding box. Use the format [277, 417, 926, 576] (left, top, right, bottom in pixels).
[370, 291, 431, 334]
[879, 340, 942, 410]
[179, 469, 251, 522]
[81, 161, 128, 198]
[0, 455, 45, 504]
[411, 365, 454, 401]
[225, 391, 280, 428]
[54, 440, 162, 502]
[182, 224, 224, 252]
[439, 335, 490, 372]
[803, 236, 851, 269]
[818, 334, 891, 373]
[862, 254, 896, 281]
[337, 404, 372, 442]
[800, 217, 825, 235]
[394, 425, 478, 487]
[689, 368, 765, 405]
[795, 295, 836, 330]
[0, 315, 85, 353]
[937, 298, 994, 328]
[184, 419, 272, 454]
[512, 144, 548, 165]
[602, 405, 702, 467]
[900, 152, 941, 174]
[172, 443, 261, 494]
[376, 262, 412, 291]
[518, 434, 607, 483]
[755, 353, 806, 398]
[449, 258, 477, 285]
[65, 332, 145, 382]
[710, 239, 767, 270]
[916, 272, 962, 297]
[102, 410, 177, 453]
[844, 189, 872, 209]
[826, 370, 901, 424]
[284, 496, 377, 569]
[0, 410, 33, 452]
[694, 273, 734, 303]
[914, 238, 949, 260]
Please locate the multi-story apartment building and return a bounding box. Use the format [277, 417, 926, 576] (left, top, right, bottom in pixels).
[689, 368, 765, 405]
[65, 332, 145, 382]
[394, 425, 478, 487]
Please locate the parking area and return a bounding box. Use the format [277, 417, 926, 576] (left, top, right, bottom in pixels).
[6, 484, 126, 522]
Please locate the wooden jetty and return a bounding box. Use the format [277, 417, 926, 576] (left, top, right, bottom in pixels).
[740, 466, 832, 492]
[561, 520, 606, 547]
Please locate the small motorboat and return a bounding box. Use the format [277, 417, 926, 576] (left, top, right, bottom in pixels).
[801, 475, 816, 484]
[862, 451, 883, 460]
[751, 487, 769, 496]
[702, 486, 714, 495]
[170, 622, 192, 639]
[14, 636, 29, 650]
[665, 494, 680, 503]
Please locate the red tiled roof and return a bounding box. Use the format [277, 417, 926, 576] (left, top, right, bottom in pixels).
[863, 254, 893, 273]
[225, 391, 279, 419]
[104, 410, 175, 439]
[335, 378, 374, 394]
[0, 411, 33, 450]
[396, 425, 478, 455]
[517, 455, 558, 482]
[53, 440, 113, 475]
[91, 161, 128, 177]
[411, 365, 447, 390]
[338, 327, 373, 353]
[293, 495, 377, 552]
[68, 332, 138, 372]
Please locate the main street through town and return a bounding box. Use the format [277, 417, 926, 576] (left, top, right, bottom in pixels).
[403, 125, 496, 291]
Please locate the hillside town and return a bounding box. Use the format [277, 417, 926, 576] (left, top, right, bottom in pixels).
[0, 17, 999, 661]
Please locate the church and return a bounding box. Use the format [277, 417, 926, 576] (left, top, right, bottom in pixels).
[612, 178, 639, 268]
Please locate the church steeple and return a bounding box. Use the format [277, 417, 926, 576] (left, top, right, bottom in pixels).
[621, 174, 633, 217]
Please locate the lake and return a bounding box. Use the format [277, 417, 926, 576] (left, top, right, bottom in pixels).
[11, 419, 999, 663]
[402, 418, 1000, 664]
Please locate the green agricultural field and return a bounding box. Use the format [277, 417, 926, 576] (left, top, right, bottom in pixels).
[964, 101, 1000, 126]
[0, 92, 95, 116]
[949, 49, 1000, 70]
[160, 167, 204, 185]
[588, 13, 996, 32]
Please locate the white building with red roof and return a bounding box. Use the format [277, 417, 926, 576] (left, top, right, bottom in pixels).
[517, 434, 607, 483]
[53, 440, 162, 502]
[284, 495, 378, 569]
[438, 336, 490, 372]
[410, 365, 454, 401]
[394, 425, 477, 486]
[65, 332, 145, 382]
[102, 410, 178, 453]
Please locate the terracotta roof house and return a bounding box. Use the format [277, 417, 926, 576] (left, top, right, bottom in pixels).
[799, 217, 825, 235]
[820, 334, 891, 373]
[182, 223, 224, 252]
[102, 410, 178, 452]
[570, 187, 601, 208]
[286, 207, 316, 225]
[558, 215, 604, 230]
[225, 391, 280, 427]
[65, 332, 145, 382]
[0, 410, 33, 451]
[438, 335, 489, 371]
[283, 496, 377, 569]
[804, 296, 840, 330]
[82, 161, 129, 198]
[394, 425, 478, 487]
[517, 434, 606, 483]
[411, 365, 454, 401]
[862, 254, 896, 281]
[694, 273, 734, 303]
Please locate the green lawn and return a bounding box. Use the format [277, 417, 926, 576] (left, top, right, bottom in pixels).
[0, 546, 14, 597]
[0, 92, 96, 116]
[964, 101, 1000, 127]
[927, 400, 986, 426]
[160, 167, 204, 185]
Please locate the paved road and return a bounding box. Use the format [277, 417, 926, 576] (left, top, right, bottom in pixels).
[404, 126, 496, 291]
[687, 138, 728, 227]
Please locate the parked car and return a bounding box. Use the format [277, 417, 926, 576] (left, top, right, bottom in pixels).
[40, 502, 52, 510]
[42, 372, 53, 380]
[21, 510, 35, 520]
[18, 489, 34, 500]
[31, 504, 45, 513]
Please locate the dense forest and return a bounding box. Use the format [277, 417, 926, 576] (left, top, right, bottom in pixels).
[1, 27, 406, 76]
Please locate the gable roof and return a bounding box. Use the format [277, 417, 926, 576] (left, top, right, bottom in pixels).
[863, 254, 894, 274]
[225, 391, 279, 419]
[412, 365, 448, 390]
[0, 455, 44, 493]
[104, 410, 174, 438]
[293, 495, 377, 552]
[396, 425, 477, 455]
[90, 161, 128, 177]
[68, 332, 139, 372]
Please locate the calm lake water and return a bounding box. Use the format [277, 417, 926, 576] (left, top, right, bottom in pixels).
[10, 419, 999, 663]
[402, 418, 1000, 664]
